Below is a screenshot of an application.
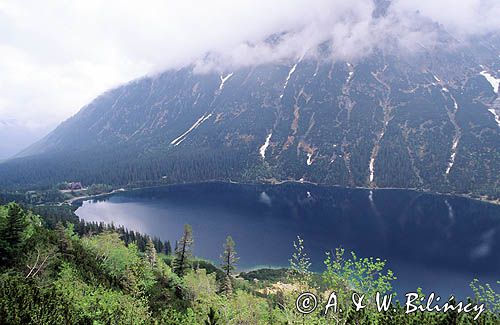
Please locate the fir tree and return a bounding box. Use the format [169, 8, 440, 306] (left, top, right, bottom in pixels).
[0, 203, 27, 265]
[219, 236, 238, 296]
[220, 274, 233, 296]
[153, 237, 164, 254]
[220, 236, 239, 278]
[164, 240, 172, 255]
[55, 221, 73, 255]
[145, 238, 157, 267]
[172, 224, 193, 276]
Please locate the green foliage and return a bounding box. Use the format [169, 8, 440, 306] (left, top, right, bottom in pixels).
[86, 183, 113, 196]
[54, 262, 151, 324]
[82, 232, 156, 296]
[145, 238, 158, 267]
[0, 203, 27, 255]
[0, 203, 499, 324]
[319, 248, 397, 323]
[0, 192, 25, 205]
[239, 268, 289, 282]
[83, 232, 138, 278]
[147, 259, 186, 315]
[163, 254, 225, 281]
[322, 248, 396, 297]
[217, 290, 281, 324]
[30, 204, 79, 229]
[159, 307, 197, 324]
[0, 202, 40, 266]
[220, 275, 233, 296]
[205, 307, 220, 325]
[288, 235, 313, 288]
[471, 279, 500, 314]
[0, 273, 74, 324]
[23, 189, 65, 205]
[183, 269, 219, 309]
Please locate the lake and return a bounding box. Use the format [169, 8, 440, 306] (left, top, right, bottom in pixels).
[75, 182, 500, 299]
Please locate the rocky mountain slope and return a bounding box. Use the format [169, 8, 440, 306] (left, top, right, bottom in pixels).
[1, 35, 499, 197]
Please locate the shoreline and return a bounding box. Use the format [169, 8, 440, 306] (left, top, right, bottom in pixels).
[65, 178, 500, 207]
[63, 187, 127, 205]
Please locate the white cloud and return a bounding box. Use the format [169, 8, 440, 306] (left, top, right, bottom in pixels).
[0, 0, 498, 158]
[393, 0, 500, 35]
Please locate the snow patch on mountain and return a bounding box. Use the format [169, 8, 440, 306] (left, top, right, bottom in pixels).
[219, 73, 234, 91]
[480, 70, 499, 93]
[488, 108, 500, 127]
[369, 120, 388, 184]
[346, 62, 354, 83]
[171, 113, 212, 146]
[306, 152, 313, 166]
[259, 132, 272, 159]
[280, 63, 298, 99]
[445, 94, 460, 175]
[445, 137, 459, 175]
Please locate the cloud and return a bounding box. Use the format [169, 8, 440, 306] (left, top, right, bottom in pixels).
[195, 0, 500, 71]
[0, 0, 498, 158]
[393, 0, 500, 35]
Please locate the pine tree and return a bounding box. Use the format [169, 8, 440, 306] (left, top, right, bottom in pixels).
[172, 224, 193, 276]
[0, 203, 27, 265]
[164, 240, 172, 255]
[136, 232, 146, 251]
[220, 236, 239, 278]
[220, 274, 233, 296]
[55, 222, 73, 255]
[3, 203, 26, 244]
[153, 237, 164, 253]
[145, 238, 157, 267]
[219, 236, 238, 296]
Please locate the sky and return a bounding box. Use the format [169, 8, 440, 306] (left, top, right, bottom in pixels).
[0, 0, 499, 159]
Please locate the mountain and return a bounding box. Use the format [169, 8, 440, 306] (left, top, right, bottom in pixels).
[1, 35, 499, 198]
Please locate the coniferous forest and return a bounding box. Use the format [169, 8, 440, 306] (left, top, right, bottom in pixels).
[0, 202, 499, 324]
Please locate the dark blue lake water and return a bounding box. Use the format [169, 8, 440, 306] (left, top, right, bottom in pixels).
[75, 182, 500, 299]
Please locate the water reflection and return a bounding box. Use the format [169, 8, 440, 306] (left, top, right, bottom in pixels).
[76, 182, 500, 299]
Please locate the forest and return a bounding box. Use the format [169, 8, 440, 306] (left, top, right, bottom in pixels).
[0, 202, 499, 324]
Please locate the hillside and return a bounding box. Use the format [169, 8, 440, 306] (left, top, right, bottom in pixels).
[1, 203, 499, 324]
[0, 36, 499, 197]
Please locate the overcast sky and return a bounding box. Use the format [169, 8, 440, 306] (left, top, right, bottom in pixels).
[0, 0, 499, 159]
